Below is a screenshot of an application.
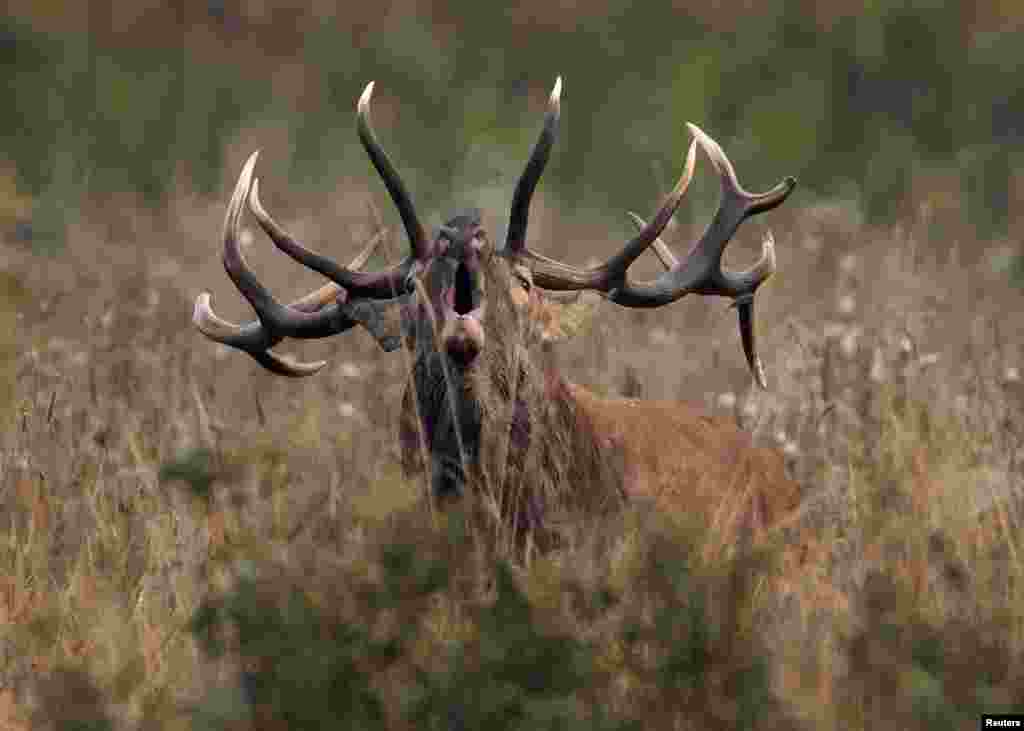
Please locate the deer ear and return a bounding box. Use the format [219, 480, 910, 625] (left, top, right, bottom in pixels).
[538, 291, 602, 344]
[340, 297, 408, 352]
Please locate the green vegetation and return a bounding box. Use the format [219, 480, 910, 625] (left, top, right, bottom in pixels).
[4, 195, 1024, 726]
[2, 1, 1023, 254]
[3, 3, 1024, 728]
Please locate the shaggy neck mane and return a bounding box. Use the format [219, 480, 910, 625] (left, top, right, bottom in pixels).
[466, 260, 626, 546]
[398, 255, 626, 549]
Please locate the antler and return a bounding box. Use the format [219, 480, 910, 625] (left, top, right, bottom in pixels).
[247, 83, 432, 300]
[626, 213, 776, 389]
[193, 82, 429, 376]
[193, 226, 385, 376]
[499, 77, 705, 282]
[501, 79, 795, 387]
[504, 77, 562, 256]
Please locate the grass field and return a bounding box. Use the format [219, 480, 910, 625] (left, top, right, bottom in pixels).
[2, 137, 1023, 728]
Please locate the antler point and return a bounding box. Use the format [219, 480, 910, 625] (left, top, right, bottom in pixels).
[358, 81, 375, 112]
[241, 150, 260, 179]
[550, 76, 563, 106]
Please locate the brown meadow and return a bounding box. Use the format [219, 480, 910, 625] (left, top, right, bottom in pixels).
[1, 118, 1023, 726]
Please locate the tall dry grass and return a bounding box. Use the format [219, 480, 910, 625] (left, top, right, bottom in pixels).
[1, 141, 1023, 727]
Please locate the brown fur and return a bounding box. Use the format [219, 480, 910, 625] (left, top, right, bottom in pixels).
[558, 380, 801, 545]
[401, 254, 802, 551]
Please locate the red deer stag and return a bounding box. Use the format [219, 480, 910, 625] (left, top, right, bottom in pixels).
[194, 78, 800, 547]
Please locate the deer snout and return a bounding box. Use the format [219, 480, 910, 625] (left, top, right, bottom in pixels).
[441, 315, 485, 366]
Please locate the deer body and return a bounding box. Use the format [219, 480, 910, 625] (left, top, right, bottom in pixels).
[558, 380, 800, 539]
[194, 76, 800, 544]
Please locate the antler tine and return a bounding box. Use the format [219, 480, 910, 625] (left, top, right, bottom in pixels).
[506, 117, 793, 389]
[357, 82, 431, 265]
[623, 210, 777, 290]
[195, 81, 429, 377]
[500, 75, 696, 285]
[516, 135, 697, 291]
[503, 76, 562, 256]
[626, 211, 679, 270]
[215, 153, 369, 340]
[194, 229, 384, 340]
[601, 139, 698, 278]
[604, 124, 794, 307]
[243, 84, 429, 301]
[686, 124, 794, 216]
[520, 125, 793, 302]
[193, 289, 329, 376]
[194, 159, 391, 376]
[625, 215, 779, 389]
[732, 231, 775, 389]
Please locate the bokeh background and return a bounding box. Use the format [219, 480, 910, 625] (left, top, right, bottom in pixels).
[3, 2, 1024, 728]
[5, 1, 1024, 248]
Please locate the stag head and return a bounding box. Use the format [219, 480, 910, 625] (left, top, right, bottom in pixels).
[194, 77, 796, 507]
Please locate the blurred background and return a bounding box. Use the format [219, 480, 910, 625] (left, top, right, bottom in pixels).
[4, 2, 1024, 728]
[3, 0, 1024, 250]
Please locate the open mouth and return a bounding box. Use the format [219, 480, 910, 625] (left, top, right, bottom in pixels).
[453, 260, 475, 316]
[440, 257, 486, 367]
